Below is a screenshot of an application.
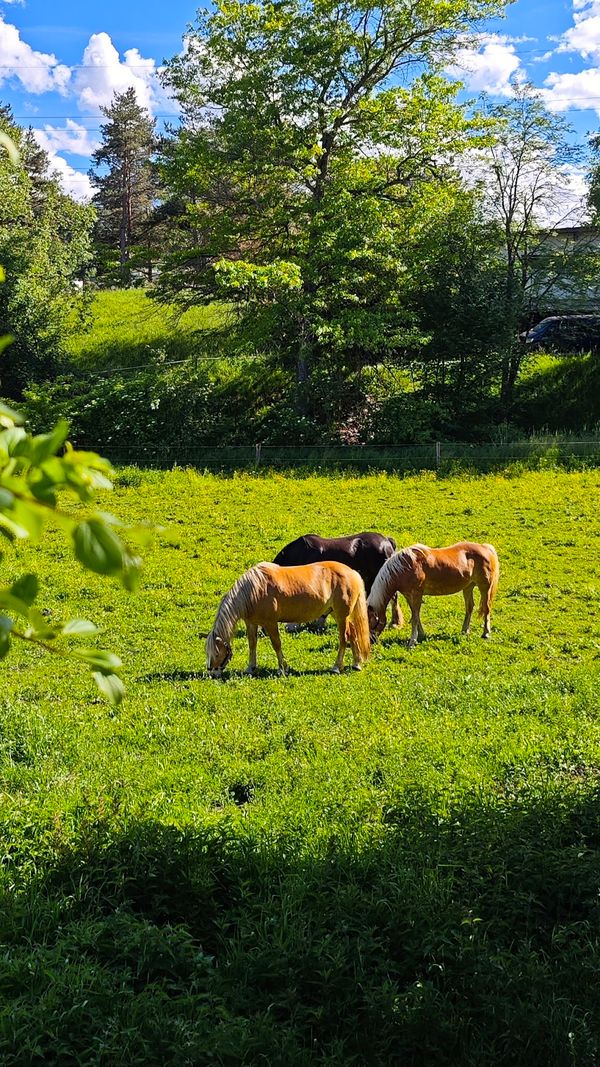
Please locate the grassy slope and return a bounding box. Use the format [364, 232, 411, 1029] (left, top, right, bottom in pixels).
[1, 468, 600, 1064]
[66, 290, 227, 369]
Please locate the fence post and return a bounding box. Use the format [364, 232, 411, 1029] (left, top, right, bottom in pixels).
[255, 443, 262, 468]
[435, 441, 441, 469]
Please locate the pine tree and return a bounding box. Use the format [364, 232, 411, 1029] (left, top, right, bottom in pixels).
[89, 88, 156, 286]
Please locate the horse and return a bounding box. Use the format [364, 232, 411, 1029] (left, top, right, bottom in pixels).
[206, 561, 371, 677]
[273, 532, 402, 630]
[367, 541, 499, 648]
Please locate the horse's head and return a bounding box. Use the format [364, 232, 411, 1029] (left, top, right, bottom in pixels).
[206, 633, 233, 677]
[367, 605, 385, 643]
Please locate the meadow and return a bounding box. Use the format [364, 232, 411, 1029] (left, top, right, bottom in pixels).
[1, 466, 600, 1065]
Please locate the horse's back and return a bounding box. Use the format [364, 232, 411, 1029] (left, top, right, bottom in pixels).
[266, 559, 361, 585]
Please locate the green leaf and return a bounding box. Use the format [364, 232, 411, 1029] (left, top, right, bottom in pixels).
[10, 574, 38, 607]
[0, 131, 19, 164]
[26, 608, 56, 640]
[92, 671, 125, 705]
[0, 499, 45, 540]
[61, 618, 99, 637]
[122, 552, 142, 592]
[30, 420, 70, 466]
[71, 647, 123, 673]
[72, 520, 126, 577]
[0, 400, 23, 429]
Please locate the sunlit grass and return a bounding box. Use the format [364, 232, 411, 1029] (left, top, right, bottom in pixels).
[66, 289, 228, 369]
[1, 468, 599, 1064]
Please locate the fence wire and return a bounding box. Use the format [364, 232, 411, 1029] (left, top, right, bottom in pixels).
[80, 437, 600, 473]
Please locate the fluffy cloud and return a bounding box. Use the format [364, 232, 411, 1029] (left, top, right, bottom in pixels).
[446, 34, 525, 97]
[0, 14, 71, 94]
[556, 0, 600, 61]
[73, 32, 165, 114]
[40, 150, 93, 203]
[33, 119, 99, 158]
[542, 66, 600, 115]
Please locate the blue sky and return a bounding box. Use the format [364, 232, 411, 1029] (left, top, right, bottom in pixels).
[1, 0, 600, 205]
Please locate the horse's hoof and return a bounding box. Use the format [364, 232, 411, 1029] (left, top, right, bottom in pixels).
[244, 667, 255, 676]
[352, 663, 363, 671]
[331, 665, 341, 674]
[482, 632, 490, 640]
[278, 665, 290, 676]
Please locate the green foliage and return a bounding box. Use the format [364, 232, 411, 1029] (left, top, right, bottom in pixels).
[0, 107, 94, 398]
[0, 397, 145, 701]
[0, 468, 599, 1061]
[157, 0, 507, 406]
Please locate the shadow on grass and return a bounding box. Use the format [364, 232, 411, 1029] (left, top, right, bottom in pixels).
[2, 788, 600, 1065]
[137, 669, 206, 683]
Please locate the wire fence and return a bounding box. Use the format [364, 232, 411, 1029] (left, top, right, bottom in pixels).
[81, 437, 600, 474]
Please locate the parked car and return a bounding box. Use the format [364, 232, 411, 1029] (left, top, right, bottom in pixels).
[521, 314, 600, 353]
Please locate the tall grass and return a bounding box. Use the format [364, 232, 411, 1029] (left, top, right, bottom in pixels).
[66, 290, 228, 370]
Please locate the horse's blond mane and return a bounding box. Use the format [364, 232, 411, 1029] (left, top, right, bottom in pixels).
[206, 564, 271, 660]
[367, 545, 430, 615]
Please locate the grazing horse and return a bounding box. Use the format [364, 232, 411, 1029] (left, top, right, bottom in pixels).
[367, 541, 499, 648]
[206, 561, 371, 677]
[273, 531, 402, 629]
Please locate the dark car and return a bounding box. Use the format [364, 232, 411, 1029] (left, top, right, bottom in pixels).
[521, 314, 600, 353]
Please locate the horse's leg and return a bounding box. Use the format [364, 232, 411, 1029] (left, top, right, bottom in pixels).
[479, 582, 492, 639]
[245, 622, 258, 675]
[390, 592, 403, 629]
[406, 594, 424, 649]
[346, 620, 363, 670]
[263, 622, 290, 675]
[462, 587, 475, 635]
[332, 613, 348, 673]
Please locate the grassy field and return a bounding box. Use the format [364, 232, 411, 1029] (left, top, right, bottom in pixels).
[66, 290, 227, 369]
[1, 467, 600, 1064]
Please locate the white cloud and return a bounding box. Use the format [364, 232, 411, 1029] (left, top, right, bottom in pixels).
[556, 0, 600, 61]
[0, 14, 71, 94]
[33, 119, 99, 157]
[540, 163, 590, 226]
[44, 152, 93, 203]
[446, 34, 525, 97]
[542, 66, 600, 115]
[460, 150, 589, 228]
[73, 32, 165, 114]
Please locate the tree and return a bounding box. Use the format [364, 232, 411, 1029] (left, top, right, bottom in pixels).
[0, 106, 94, 399]
[477, 82, 591, 409]
[89, 88, 156, 286]
[0, 134, 143, 704]
[400, 182, 507, 426]
[156, 0, 507, 421]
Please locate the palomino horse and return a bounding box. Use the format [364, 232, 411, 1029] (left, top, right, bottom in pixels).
[367, 541, 499, 648]
[206, 561, 371, 677]
[273, 531, 402, 630]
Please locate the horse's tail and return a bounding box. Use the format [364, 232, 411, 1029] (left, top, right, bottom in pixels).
[347, 579, 371, 663]
[479, 544, 500, 616]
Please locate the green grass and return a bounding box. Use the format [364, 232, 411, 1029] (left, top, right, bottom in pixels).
[66, 290, 227, 369]
[1, 468, 600, 1064]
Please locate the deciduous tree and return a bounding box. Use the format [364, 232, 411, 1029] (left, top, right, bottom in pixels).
[157, 0, 507, 419]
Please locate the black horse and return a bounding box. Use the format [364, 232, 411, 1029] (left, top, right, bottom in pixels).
[273, 531, 402, 631]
